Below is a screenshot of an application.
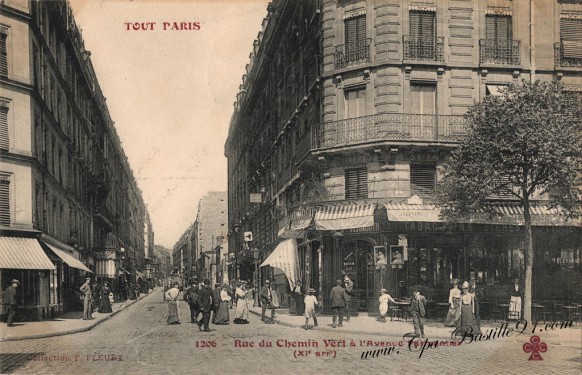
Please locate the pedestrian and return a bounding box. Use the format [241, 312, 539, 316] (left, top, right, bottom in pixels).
[456, 281, 481, 336]
[342, 274, 354, 322]
[409, 287, 427, 339]
[234, 282, 250, 324]
[214, 284, 231, 325]
[165, 282, 181, 324]
[444, 278, 461, 327]
[196, 279, 213, 332]
[211, 283, 221, 324]
[377, 288, 396, 323]
[292, 280, 305, 316]
[185, 279, 200, 324]
[330, 279, 347, 328]
[304, 288, 318, 330]
[469, 279, 483, 324]
[98, 282, 113, 313]
[4, 279, 20, 327]
[260, 280, 276, 323]
[80, 277, 94, 320]
[508, 278, 523, 320]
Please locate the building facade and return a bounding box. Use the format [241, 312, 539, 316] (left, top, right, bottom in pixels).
[0, 0, 151, 319]
[225, 0, 582, 314]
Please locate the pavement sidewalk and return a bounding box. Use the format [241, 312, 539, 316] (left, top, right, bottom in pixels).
[0, 288, 156, 342]
[247, 304, 582, 345]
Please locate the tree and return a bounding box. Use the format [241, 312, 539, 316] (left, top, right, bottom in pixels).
[438, 80, 582, 323]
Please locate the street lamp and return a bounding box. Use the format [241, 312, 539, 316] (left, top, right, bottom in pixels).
[252, 247, 260, 307]
[233, 221, 241, 280]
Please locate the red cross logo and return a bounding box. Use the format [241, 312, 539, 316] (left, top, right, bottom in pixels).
[523, 335, 548, 360]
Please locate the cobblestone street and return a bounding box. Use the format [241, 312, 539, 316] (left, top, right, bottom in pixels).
[1, 289, 580, 375]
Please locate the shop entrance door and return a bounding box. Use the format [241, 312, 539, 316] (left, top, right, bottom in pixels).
[342, 240, 375, 312]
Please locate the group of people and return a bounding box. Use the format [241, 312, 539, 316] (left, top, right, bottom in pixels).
[444, 278, 483, 337]
[329, 274, 354, 328]
[80, 278, 114, 320]
[165, 278, 254, 332]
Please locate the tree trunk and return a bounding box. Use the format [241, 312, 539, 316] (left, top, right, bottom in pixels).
[523, 197, 533, 323]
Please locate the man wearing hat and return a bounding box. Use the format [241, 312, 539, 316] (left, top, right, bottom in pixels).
[80, 277, 93, 320]
[259, 279, 275, 322]
[4, 279, 20, 327]
[409, 287, 427, 338]
[330, 279, 347, 328]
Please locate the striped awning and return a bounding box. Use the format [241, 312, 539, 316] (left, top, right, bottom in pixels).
[44, 243, 92, 273]
[384, 202, 442, 222]
[467, 204, 580, 227]
[314, 202, 376, 230]
[96, 259, 117, 278]
[0, 237, 55, 270]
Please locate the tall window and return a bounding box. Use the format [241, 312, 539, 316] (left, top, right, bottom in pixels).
[344, 88, 366, 119]
[410, 84, 436, 115]
[0, 28, 7, 78]
[482, 14, 518, 65]
[345, 166, 368, 199]
[0, 101, 8, 151]
[486, 15, 512, 41]
[0, 173, 11, 226]
[560, 15, 582, 63]
[408, 10, 436, 60]
[345, 14, 366, 51]
[410, 164, 436, 196]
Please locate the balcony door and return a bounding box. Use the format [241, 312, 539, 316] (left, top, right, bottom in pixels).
[410, 83, 436, 138]
[343, 88, 367, 142]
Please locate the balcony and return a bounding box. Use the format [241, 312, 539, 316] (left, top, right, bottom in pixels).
[334, 39, 372, 70]
[479, 39, 520, 65]
[403, 36, 445, 63]
[314, 113, 467, 149]
[554, 42, 582, 68]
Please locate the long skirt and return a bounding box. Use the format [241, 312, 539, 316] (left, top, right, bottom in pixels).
[289, 297, 297, 314]
[98, 294, 112, 313]
[166, 300, 180, 324]
[457, 303, 481, 335]
[444, 298, 461, 327]
[294, 294, 305, 315]
[215, 301, 230, 324]
[509, 296, 521, 320]
[235, 298, 249, 321]
[379, 302, 388, 317]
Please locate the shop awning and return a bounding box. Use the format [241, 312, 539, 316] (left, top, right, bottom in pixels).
[278, 206, 315, 238]
[486, 85, 507, 96]
[314, 202, 376, 230]
[43, 243, 92, 273]
[470, 203, 581, 227]
[260, 238, 300, 288]
[0, 237, 56, 270]
[384, 202, 442, 222]
[136, 269, 146, 280]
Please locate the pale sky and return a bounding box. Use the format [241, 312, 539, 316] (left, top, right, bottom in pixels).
[68, 0, 270, 248]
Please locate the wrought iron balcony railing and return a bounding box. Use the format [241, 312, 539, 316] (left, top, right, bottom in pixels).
[403, 35, 445, 62]
[314, 113, 467, 149]
[334, 39, 372, 70]
[479, 39, 520, 65]
[554, 42, 582, 68]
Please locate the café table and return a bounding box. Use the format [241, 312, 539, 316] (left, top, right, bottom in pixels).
[498, 303, 510, 322]
[532, 304, 545, 323]
[394, 301, 411, 321]
[563, 305, 577, 322]
[436, 302, 450, 322]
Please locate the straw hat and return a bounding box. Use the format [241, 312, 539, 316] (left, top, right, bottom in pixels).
[380, 288, 388, 293]
[462, 281, 470, 289]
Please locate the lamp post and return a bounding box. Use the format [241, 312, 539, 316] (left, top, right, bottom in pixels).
[253, 247, 260, 307]
[233, 221, 241, 280]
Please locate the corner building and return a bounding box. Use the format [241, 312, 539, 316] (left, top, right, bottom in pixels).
[225, 0, 582, 314]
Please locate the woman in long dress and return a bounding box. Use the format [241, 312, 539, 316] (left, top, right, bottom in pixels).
[98, 282, 113, 313]
[214, 284, 231, 324]
[377, 288, 397, 323]
[457, 281, 481, 335]
[165, 282, 181, 324]
[292, 281, 305, 316]
[234, 282, 250, 324]
[444, 278, 461, 327]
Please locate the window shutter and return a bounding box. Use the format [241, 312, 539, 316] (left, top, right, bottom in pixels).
[486, 15, 512, 40]
[0, 107, 8, 151]
[0, 33, 7, 77]
[0, 178, 10, 226]
[560, 17, 582, 59]
[345, 15, 366, 46]
[410, 11, 435, 39]
[345, 166, 368, 199]
[410, 165, 436, 195]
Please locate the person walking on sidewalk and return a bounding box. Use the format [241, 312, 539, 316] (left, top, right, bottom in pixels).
[4, 279, 19, 327]
[211, 283, 221, 324]
[304, 288, 318, 330]
[98, 282, 113, 313]
[184, 280, 200, 324]
[197, 279, 213, 332]
[410, 287, 427, 339]
[80, 278, 94, 320]
[378, 288, 397, 323]
[260, 280, 276, 323]
[342, 274, 354, 322]
[165, 282, 181, 324]
[330, 279, 347, 328]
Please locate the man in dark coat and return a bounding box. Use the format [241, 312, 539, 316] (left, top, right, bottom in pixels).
[211, 283, 221, 324]
[184, 280, 200, 324]
[330, 279, 347, 328]
[4, 279, 19, 327]
[196, 279, 213, 332]
[410, 287, 427, 338]
[259, 280, 275, 322]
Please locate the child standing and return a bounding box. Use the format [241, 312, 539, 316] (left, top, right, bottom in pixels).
[304, 288, 319, 330]
[378, 288, 396, 322]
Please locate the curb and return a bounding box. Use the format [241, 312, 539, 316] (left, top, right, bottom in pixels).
[1, 290, 156, 342]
